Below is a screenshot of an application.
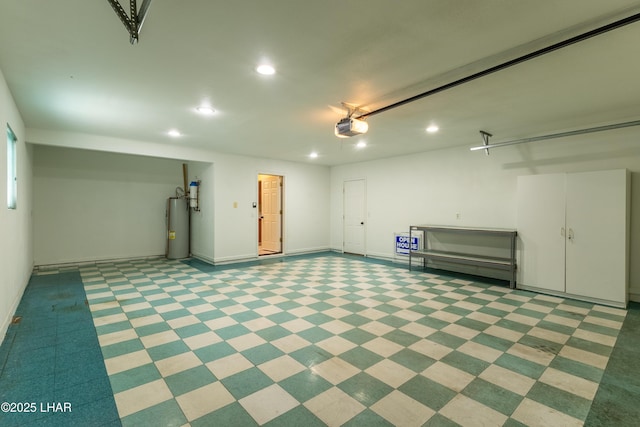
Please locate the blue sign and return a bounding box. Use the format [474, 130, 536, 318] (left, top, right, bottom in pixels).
[395, 234, 419, 255]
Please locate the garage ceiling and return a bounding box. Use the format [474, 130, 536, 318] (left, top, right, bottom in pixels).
[1, 1, 639, 165]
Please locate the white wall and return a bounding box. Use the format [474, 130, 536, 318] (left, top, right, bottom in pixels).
[27, 130, 331, 265]
[0, 68, 32, 338]
[330, 126, 640, 301]
[210, 152, 331, 263]
[33, 146, 187, 265]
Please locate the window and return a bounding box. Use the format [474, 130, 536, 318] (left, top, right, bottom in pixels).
[7, 125, 17, 209]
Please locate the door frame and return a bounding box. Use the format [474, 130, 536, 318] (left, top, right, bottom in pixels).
[257, 172, 285, 256]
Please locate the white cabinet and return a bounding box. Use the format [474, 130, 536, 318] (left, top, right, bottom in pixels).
[517, 169, 630, 307]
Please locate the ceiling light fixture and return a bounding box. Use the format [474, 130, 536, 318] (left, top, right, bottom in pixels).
[256, 64, 275, 75]
[426, 125, 439, 133]
[196, 106, 216, 115]
[309, 152, 318, 159]
[168, 129, 181, 137]
[356, 141, 367, 149]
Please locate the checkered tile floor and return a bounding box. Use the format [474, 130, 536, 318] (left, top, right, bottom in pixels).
[79, 254, 626, 426]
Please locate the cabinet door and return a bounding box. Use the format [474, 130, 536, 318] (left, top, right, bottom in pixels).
[565, 170, 628, 304]
[517, 174, 566, 292]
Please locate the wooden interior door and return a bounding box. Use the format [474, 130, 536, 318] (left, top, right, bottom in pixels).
[260, 174, 282, 253]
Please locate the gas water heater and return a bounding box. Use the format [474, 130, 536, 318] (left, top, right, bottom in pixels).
[166, 197, 189, 259]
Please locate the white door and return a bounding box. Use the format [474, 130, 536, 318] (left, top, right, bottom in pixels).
[517, 174, 566, 292]
[261, 175, 282, 253]
[343, 179, 366, 255]
[565, 170, 628, 302]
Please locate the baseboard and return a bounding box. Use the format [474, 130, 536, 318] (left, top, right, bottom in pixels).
[0, 280, 28, 343]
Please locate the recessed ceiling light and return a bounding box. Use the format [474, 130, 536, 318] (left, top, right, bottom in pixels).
[426, 125, 439, 133]
[196, 106, 216, 115]
[356, 141, 367, 149]
[256, 64, 275, 75]
[309, 152, 318, 159]
[168, 129, 181, 137]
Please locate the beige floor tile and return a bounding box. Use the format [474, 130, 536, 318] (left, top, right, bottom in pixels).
[521, 301, 554, 314]
[310, 357, 360, 385]
[98, 329, 139, 347]
[583, 315, 624, 330]
[140, 330, 180, 349]
[365, 359, 415, 388]
[359, 321, 395, 337]
[114, 378, 173, 418]
[394, 309, 424, 322]
[362, 337, 403, 357]
[143, 292, 171, 302]
[559, 345, 609, 369]
[173, 293, 199, 302]
[122, 301, 152, 313]
[239, 384, 299, 424]
[539, 367, 599, 400]
[527, 326, 570, 345]
[129, 314, 164, 328]
[166, 315, 200, 330]
[452, 300, 483, 312]
[316, 336, 357, 355]
[287, 306, 317, 318]
[319, 319, 354, 335]
[243, 317, 277, 332]
[271, 334, 311, 354]
[439, 394, 508, 426]
[507, 342, 555, 366]
[457, 341, 502, 363]
[304, 387, 365, 426]
[220, 304, 249, 316]
[479, 364, 536, 396]
[400, 322, 436, 338]
[206, 353, 254, 379]
[176, 381, 235, 422]
[544, 314, 581, 328]
[92, 312, 128, 326]
[90, 300, 121, 312]
[466, 311, 500, 325]
[227, 332, 267, 351]
[421, 362, 474, 392]
[511, 397, 583, 427]
[254, 305, 283, 317]
[181, 331, 221, 351]
[557, 303, 590, 315]
[155, 351, 202, 377]
[258, 355, 306, 382]
[322, 307, 351, 319]
[280, 318, 314, 333]
[358, 308, 387, 320]
[441, 323, 480, 340]
[505, 312, 540, 327]
[104, 349, 153, 375]
[430, 310, 462, 323]
[484, 325, 524, 342]
[203, 316, 238, 331]
[572, 328, 617, 347]
[184, 303, 215, 315]
[371, 390, 434, 427]
[408, 339, 452, 360]
[155, 302, 184, 314]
